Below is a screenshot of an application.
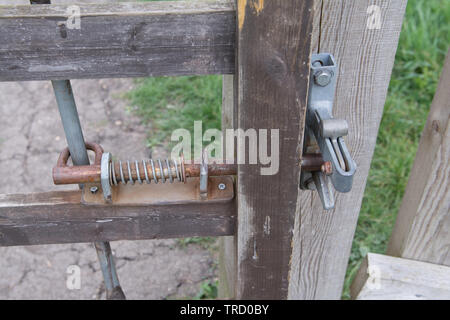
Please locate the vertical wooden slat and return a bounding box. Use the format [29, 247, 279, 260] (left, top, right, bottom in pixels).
[288, 0, 408, 299]
[234, 0, 314, 299]
[387, 50, 450, 266]
[218, 75, 238, 299]
[311, 0, 323, 53]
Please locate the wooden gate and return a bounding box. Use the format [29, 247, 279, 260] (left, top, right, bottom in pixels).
[0, 0, 408, 299]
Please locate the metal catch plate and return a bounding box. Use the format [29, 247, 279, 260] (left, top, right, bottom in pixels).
[82, 176, 234, 206]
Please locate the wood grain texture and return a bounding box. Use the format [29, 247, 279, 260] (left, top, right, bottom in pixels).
[0, 190, 236, 247]
[218, 74, 237, 299]
[235, 0, 314, 299]
[288, 0, 408, 299]
[0, 1, 235, 81]
[350, 253, 450, 300]
[387, 50, 450, 266]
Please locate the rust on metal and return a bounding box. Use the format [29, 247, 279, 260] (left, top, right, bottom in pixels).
[53, 165, 101, 184]
[53, 143, 329, 185]
[321, 161, 333, 176]
[82, 176, 234, 206]
[53, 141, 104, 185]
[300, 153, 332, 174]
[56, 141, 103, 167]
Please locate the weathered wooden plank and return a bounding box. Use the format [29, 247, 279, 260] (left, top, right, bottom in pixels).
[350, 253, 450, 300]
[235, 0, 314, 299]
[387, 50, 450, 266]
[0, 189, 236, 247]
[288, 0, 408, 299]
[0, 1, 235, 81]
[218, 74, 237, 299]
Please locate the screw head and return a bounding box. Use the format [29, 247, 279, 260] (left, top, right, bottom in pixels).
[314, 70, 332, 87]
[218, 183, 226, 190]
[90, 186, 99, 194]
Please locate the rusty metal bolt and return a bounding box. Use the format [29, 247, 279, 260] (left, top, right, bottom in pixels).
[321, 161, 333, 176]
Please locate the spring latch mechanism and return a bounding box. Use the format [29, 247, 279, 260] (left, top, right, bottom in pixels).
[53, 143, 333, 203]
[101, 151, 204, 202]
[101, 153, 187, 202]
[52, 143, 235, 202]
[109, 158, 185, 186]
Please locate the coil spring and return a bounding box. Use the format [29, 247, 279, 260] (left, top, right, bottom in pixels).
[109, 158, 185, 186]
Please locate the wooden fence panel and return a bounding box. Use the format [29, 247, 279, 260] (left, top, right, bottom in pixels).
[387, 50, 450, 266]
[218, 74, 237, 299]
[288, 0, 407, 299]
[0, 190, 235, 246]
[0, 1, 235, 81]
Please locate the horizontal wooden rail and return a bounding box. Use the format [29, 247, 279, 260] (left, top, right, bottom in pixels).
[0, 190, 236, 247]
[0, 1, 235, 81]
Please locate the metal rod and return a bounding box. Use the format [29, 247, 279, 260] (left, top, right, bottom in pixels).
[51, 80, 125, 299]
[53, 162, 238, 185]
[24, 0, 127, 299]
[52, 81, 90, 165]
[26, 0, 125, 299]
[29, 0, 123, 297]
[52, 150, 329, 186]
[94, 242, 126, 300]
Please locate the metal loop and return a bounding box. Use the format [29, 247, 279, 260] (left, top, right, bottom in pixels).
[127, 161, 134, 185]
[166, 159, 173, 183]
[119, 161, 126, 185]
[151, 159, 158, 183]
[135, 160, 142, 184]
[158, 159, 165, 183]
[56, 141, 104, 167]
[143, 160, 150, 184]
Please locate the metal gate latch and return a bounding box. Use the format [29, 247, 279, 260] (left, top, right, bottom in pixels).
[300, 53, 357, 210]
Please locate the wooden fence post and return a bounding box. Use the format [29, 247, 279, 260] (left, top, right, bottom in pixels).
[387, 50, 450, 266]
[220, 0, 314, 299]
[220, 0, 407, 299]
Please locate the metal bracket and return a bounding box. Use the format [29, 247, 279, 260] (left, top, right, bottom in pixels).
[300, 53, 357, 210]
[82, 176, 234, 206]
[101, 152, 112, 203]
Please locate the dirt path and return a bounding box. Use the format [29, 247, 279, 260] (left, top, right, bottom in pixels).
[0, 77, 215, 299]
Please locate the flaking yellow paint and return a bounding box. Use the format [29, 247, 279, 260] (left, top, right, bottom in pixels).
[252, 0, 265, 14]
[238, 0, 247, 30]
[238, 0, 265, 30]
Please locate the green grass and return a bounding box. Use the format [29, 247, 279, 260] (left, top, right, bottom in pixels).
[125, 76, 222, 149]
[194, 280, 219, 300]
[176, 237, 218, 250]
[126, 0, 450, 300]
[342, 0, 450, 298]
